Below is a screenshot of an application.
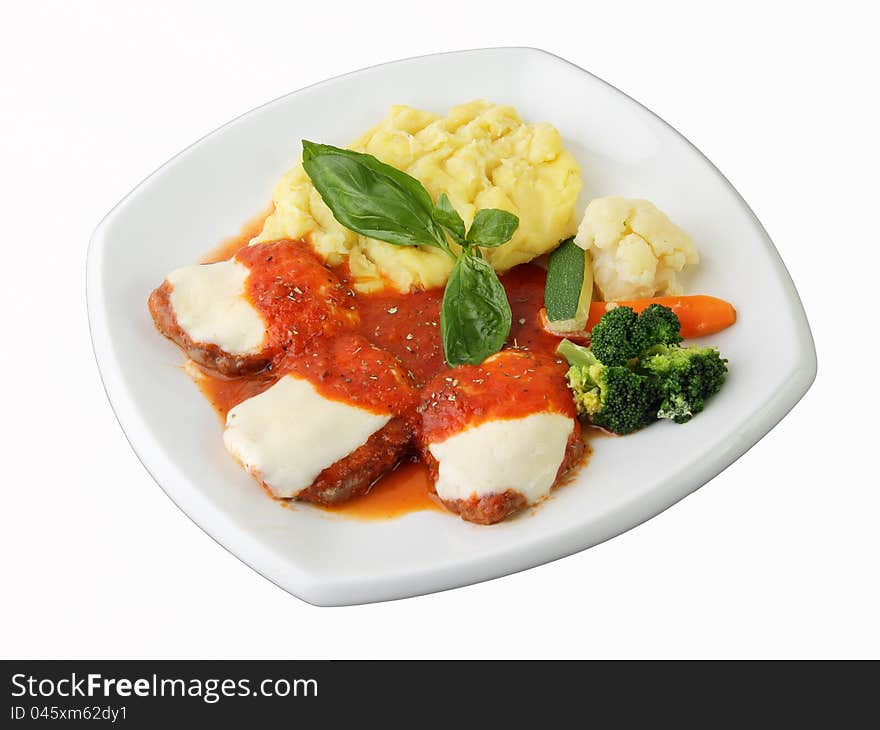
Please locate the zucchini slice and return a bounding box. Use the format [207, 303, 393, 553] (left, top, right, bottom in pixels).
[544, 237, 593, 333]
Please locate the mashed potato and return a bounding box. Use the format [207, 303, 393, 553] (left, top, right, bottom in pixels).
[253, 101, 582, 292]
[574, 197, 699, 301]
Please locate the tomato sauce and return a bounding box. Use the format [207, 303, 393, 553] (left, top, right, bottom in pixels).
[200, 204, 274, 264]
[353, 288, 446, 387]
[190, 226, 588, 520]
[237, 240, 358, 359]
[317, 459, 443, 520]
[194, 365, 277, 419]
[278, 332, 418, 415]
[419, 350, 575, 444]
[348, 263, 563, 388]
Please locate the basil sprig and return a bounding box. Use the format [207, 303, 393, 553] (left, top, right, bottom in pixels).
[467, 208, 520, 247]
[302, 141, 451, 253]
[440, 253, 512, 366]
[432, 193, 467, 245]
[302, 141, 519, 366]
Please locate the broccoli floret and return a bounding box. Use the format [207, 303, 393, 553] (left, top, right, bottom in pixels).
[558, 304, 728, 433]
[589, 306, 640, 365]
[558, 340, 660, 434]
[638, 344, 728, 423]
[633, 303, 682, 349]
[588, 366, 661, 434]
[590, 304, 682, 365]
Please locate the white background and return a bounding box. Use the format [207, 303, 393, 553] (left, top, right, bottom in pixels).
[2, 0, 877, 659]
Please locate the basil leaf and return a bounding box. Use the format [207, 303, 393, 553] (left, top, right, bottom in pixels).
[466, 208, 519, 247]
[302, 141, 447, 250]
[432, 193, 466, 245]
[440, 253, 512, 366]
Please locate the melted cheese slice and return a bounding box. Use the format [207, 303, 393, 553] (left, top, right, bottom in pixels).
[223, 374, 391, 498]
[167, 260, 266, 355]
[428, 413, 574, 505]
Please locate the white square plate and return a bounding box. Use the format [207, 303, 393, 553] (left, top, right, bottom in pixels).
[87, 48, 816, 606]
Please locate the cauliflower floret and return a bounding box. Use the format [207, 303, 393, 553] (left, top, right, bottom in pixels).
[574, 197, 699, 301]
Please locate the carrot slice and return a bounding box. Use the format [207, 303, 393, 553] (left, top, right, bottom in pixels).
[586, 296, 737, 338]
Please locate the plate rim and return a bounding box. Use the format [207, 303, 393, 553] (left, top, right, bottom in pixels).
[86, 46, 818, 606]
